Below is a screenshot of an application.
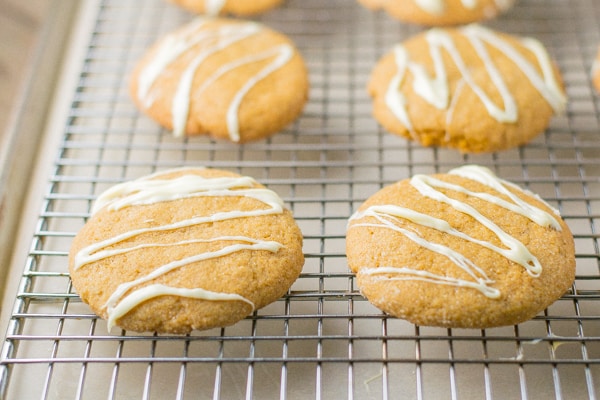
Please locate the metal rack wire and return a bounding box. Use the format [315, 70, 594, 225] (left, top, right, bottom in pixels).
[2, 0, 600, 398]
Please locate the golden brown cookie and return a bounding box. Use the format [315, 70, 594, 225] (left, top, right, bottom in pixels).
[69, 167, 304, 334]
[129, 18, 309, 143]
[593, 46, 600, 93]
[346, 165, 575, 328]
[168, 0, 283, 16]
[357, 0, 515, 26]
[368, 25, 567, 153]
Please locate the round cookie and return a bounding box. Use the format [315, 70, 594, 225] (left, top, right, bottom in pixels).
[129, 18, 309, 143]
[368, 25, 567, 153]
[357, 0, 515, 26]
[346, 165, 575, 329]
[167, 0, 283, 16]
[593, 46, 600, 93]
[69, 167, 304, 334]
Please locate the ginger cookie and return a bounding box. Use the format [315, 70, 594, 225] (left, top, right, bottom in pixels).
[367, 25, 567, 153]
[357, 0, 515, 26]
[346, 165, 575, 328]
[69, 168, 304, 334]
[167, 0, 283, 16]
[129, 18, 309, 143]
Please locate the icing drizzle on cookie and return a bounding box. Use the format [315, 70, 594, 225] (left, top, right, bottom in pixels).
[385, 24, 566, 132]
[349, 165, 562, 298]
[205, 0, 227, 15]
[414, 0, 510, 14]
[74, 168, 287, 330]
[137, 18, 294, 141]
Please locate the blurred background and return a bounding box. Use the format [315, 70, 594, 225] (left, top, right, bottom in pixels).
[0, 0, 50, 134]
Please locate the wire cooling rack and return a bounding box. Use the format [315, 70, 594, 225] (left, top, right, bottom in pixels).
[2, 0, 600, 398]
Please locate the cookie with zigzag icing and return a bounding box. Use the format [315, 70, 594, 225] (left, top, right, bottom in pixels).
[346, 165, 575, 328]
[357, 0, 515, 26]
[368, 25, 566, 153]
[69, 168, 304, 333]
[129, 18, 308, 143]
[168, 0, 282, 16]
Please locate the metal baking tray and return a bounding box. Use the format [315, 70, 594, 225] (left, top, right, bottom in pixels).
[1, 0, 600, 398]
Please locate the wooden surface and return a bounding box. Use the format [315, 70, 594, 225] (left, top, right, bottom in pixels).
[0, 0, 51, 135]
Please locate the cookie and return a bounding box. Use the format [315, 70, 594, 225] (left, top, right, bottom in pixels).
[357, 0, 515, 26]
[129, 18, 309, 143]
[346, 165, 575, 328]
[367, 24, 567, 153]
[69, 167, 304, 334]
[593, 46, 600, 93]
[167, 0, 282, 16]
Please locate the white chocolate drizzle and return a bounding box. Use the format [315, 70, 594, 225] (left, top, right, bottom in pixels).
[108, 284, 254, 330]
[137, 18, 295, 141]
[385, 24, 566, 132]
[414, 0, 444, 14]
[348, 165, 562, 298]
[414, 0, 511, 15]
[75, 168, 287, 330]
[205, 0, 227, 15]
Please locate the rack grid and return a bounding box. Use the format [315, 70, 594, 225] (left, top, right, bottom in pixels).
[2, 0, 600, 398]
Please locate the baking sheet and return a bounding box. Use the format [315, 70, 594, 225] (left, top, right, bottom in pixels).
[1, 0, 600, 398]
